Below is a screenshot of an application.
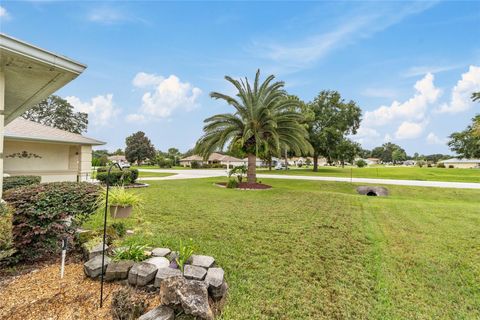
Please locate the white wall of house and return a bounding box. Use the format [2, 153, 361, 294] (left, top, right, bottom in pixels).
[4, 140, 93, 182]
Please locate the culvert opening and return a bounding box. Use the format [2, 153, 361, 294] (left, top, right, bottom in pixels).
[356, 186, 389, 197]
[366, 191, 377, 196]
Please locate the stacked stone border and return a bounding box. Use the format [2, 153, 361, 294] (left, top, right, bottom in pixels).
[83, 246, 227, 320]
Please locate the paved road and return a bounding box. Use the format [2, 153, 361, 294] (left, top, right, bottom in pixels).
[138, 169, 480, 189]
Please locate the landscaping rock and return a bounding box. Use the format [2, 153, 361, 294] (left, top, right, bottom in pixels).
[356, 186, 389, 196]
[190, 255, 215, 268]
[145, 257, 170, 269]
[128, 262, 158, 286]
[154, 267, 182, 287]
[84, 255, 111, 278]
[105, 260, 135, 281]
[138, 306, 175, 320]
[183, 265, 207, 281]
[209, 281, 228, 301]
[160, 277, 214, 320]
[167, 251, 179, 262]
[88, 243, 108, 260]
[152, 248, 171, 257]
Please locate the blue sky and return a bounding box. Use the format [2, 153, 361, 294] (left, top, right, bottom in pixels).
[1, 1, 479, 155]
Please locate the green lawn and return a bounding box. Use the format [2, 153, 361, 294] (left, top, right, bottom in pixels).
[259, 166, 480, 183]
[84, 178, 480, 319]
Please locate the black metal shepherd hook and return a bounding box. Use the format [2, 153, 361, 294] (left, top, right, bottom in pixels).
[99, 162, 123, 308]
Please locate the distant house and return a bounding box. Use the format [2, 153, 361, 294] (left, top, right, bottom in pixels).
[179, 152, 244, 168]
[4, 118, 105, 182]
[439, 158, 480, 169]
[366, 158, 381, 165]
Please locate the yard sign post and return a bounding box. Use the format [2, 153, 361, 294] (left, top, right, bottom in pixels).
[99, 162, 123, 308]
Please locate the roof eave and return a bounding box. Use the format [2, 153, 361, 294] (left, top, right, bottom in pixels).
[5, 135, 105, 146]
[0, 33, 87, 74]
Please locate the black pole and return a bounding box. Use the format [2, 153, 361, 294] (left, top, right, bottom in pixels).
[100, 162, 123, 308]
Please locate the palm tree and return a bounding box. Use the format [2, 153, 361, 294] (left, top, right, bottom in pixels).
[195, 70, 311, 184]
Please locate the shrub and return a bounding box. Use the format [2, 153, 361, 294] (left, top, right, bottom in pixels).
[96, 168, 139, 185]
[3, 175, 41, 192]
[427, 163, 432, 168]
[190, 161, 201, 169]
[3, 182, 100, 262]
[226, 179, 239, 189]
[111, 287, 146, 320]
[156, 157, 172, 168]
[356, 159, 367, 168]
[417, 160, 425, 168]
[229, 165, 247, 182]
[449, 165, 454, 168]
[437, 162, 446, 168]
[113, 243, 148, 262]
[0, 203, 13, 251]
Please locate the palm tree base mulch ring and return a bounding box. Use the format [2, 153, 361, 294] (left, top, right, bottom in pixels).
[215, 182, 272, 190]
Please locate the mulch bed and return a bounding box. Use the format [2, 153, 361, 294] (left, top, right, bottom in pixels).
[0, 261, 160, 320]
[216, 182, 272, 190]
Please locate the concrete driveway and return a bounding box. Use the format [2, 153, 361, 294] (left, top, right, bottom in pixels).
[138, 169, 480, 189]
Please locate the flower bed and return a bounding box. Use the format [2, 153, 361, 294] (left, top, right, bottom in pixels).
[216, 182, 272, 190]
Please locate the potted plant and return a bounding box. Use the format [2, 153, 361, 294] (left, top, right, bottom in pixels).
[100, 187, 142, 219]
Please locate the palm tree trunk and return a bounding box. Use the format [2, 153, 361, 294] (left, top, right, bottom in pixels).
[247, 153, 256, 183]
[313, 152, 318, 172]
[284, 149, 288, 170]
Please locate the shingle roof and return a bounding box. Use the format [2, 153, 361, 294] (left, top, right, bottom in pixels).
[5, 118, 105, 145]
[180, 152, 243, 162]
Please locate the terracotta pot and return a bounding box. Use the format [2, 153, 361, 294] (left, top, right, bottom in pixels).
[110, 205, 132, 219]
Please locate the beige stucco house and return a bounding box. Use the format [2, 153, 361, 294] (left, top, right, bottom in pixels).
[0, 33, 87, 197]
[180, 153, 244, 168]
[4, 118, 104, 182]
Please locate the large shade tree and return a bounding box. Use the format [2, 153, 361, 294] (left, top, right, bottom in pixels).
[448, 114, 480, 158]
[22, 95, 88, 134]
[125, 131, 156, 165]
[305, 90, 361, 171]
[195, 70, 311, 183]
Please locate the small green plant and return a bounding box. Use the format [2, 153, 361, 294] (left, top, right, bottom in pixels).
[99, 187, 143, 208]
[437, 162, 446, 168]
[113, 243, 148, 262]
[226, 179, 239, 189]
[176, 239, 195, 272]
[229, 165, 247, 182]
[111, 222, 127, 238]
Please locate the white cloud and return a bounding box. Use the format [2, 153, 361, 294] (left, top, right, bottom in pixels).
[66, 94, 120, 126]
[351, 126, 380, 145]
[130, 73, 201, 120]
[395, 120, 428, 140]
[364, 73, 441, 127]
[402, 64, 460, 78]
[436, 65, 480, 114]
[132, 72, 164, 88]
[87, 7, 146, 25]
[426, 132, 446, 145]
[361, 87, 399, 99]
[125, 113, 146, 123]
[0, 6, 10, 19]
[249, 2, 436, 70]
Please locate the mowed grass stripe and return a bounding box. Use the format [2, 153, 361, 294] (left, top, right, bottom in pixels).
[84, 178, 480, 319]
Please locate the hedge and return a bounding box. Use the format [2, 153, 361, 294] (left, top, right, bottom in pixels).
[3, 182, 101, 262]
[96, 168, 139, 185]
[3, 175, 41, 192]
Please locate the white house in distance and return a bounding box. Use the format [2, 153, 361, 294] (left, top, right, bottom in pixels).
[440, 158, 480, 169]
[0, 33, 88, 197]
[4, 118, 104, 182]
